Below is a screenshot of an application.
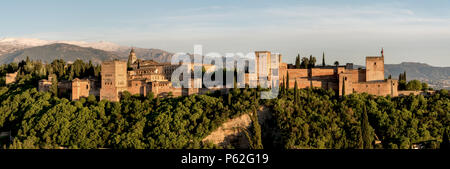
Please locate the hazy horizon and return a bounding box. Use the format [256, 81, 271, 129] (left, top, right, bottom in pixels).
[1, 0, 450, 66]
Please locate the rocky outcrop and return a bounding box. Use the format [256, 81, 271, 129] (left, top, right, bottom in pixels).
[202, 106, 271, 149]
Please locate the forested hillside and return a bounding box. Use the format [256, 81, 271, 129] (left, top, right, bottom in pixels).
[0, 59, 448, 149]
[0, 75, 259, 149]
[266, 86, 449, 149]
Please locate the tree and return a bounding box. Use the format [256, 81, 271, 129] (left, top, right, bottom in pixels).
[233, 74, 238, 93]
[398, 80, 407, 90]
[308, 55, 316, 68]
[301, 57, 309, 69]
[334, 61, 339, 67]
[286, 72, 290, 90]
[398, 71, 407, 82]
[322, 52, 326, 66]
[243, 109, 263, 149]
[295, 54, 301, 69]
[441, 129, 449, 150]
[228, 93, 232, 105]
[294, 80, 298, 104]
[406, 80, 422, 91]
[50, 74, 58, 96]
[421, 82, 429, 91]
[361, 105, 372, 149]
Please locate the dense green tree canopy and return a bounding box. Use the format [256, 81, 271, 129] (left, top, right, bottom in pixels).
[0, 59, 448, 149]
[268, 87, 449, 149]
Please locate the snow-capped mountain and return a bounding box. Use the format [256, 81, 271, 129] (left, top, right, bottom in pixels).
[0, 38, 124, 52]
[0, 38, 175, 64]
[0, 38, 50, 47]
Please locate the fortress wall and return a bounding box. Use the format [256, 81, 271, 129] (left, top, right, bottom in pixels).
[288, 78, 331, 89]
[149, 81, 182, 97]
[351, 80, 397, 97]
[339, 73, 354, 96]
[311, 68, 335, 77]
[286, 69, 308, 79]
[127, 80, 148, 96]
[343, 69, 362, 83]
[327, 81, 339, 91]
[279, 63, 287, 81]
[296, 78, 313, 89]
[57, 81, 72, 97]
[38, 80, 52, 93]
[337, 67, 346, 74]
[358, 69, 366, 82]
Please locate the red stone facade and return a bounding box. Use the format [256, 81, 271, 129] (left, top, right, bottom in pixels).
[42, 49, 398, 101]
[279, 50, 398, 97]
[365, 56, 385, 82]
[71, 78, 99, 100]
[100, 60, 128, 102]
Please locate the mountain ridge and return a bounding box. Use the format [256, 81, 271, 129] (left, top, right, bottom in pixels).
[384, 62, 450, 89]
[0, 38, 175, 64]
[0, 43, 120, 64]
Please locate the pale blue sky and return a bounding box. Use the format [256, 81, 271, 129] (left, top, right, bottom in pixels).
[1, 0, 450, 66]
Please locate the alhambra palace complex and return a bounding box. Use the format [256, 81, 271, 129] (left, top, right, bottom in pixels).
[25, 49, 398, 102]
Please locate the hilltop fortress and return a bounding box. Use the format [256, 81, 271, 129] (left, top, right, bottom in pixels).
[36, 49, 398, 101]
[280, 49, 398, 97]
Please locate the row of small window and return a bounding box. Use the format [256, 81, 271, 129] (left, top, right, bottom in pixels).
[104, 81, 125, 85]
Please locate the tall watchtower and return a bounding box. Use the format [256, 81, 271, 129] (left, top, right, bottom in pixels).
[365, 48, 385, 82]
[128, 48, 137, 68]
[255, 51, 272, 87]
[100, 60, 128, 102]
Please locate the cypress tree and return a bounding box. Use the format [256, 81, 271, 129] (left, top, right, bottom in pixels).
[286, 72, 290, 90]
[342, 77, 346, 96]
[322, 52, 326, 66]
[295, 54, 301, 69]
[404, 71, 407, 81]
[361, 105, 372, 149]
[357, 128, 364, 149]
[294, 80, 298, 104]
[253, 109, 263, 149]
[50, 74, 58, 97]
[441, 129, 449, 150]
[233, 74, 238, 94]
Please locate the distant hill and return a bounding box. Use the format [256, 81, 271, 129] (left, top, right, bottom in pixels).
[0, 43, 120, 64]
[113, 47, 174, 63]
[384, 62, 450, 89]
[0, 38, 175, 64]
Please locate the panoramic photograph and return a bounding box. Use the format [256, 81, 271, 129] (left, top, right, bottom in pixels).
[0, 0, 448, 168]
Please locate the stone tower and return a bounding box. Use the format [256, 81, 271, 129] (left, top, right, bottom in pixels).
[255, 51, 272, 87]
[128, 48, 137, 68]
[100, 60, 128, 102]
[365, 48, 385, 82]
